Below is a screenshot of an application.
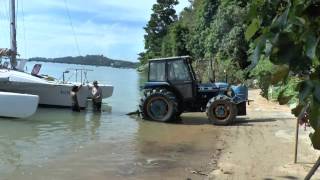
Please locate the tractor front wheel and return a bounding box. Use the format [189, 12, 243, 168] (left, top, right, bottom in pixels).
[206, 95, 237, 125]
[139, 89, 178, 122]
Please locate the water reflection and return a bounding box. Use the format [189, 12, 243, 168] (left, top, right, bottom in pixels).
[0, 120, 37, 174]
[0, 106, 111, 176]
[88, 112, 102, 141]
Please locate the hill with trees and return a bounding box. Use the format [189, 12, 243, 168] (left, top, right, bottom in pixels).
[29, 55, 138, 69]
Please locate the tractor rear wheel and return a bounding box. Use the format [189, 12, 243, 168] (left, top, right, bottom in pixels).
[139, 89, 178, 122]
[206, 95, 237, 125]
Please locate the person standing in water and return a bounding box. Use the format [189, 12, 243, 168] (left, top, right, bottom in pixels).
[92, 80, 102, 112]
[70, 85, 82, 112]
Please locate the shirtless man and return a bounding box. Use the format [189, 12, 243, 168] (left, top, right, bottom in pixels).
[92, 80, 102, 111]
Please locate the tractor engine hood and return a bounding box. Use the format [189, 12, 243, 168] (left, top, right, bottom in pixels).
[198, 82, 229, 92]
[213, 82, 229, 89]
[198, 82, 248, 103]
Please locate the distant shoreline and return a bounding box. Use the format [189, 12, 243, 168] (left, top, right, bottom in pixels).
[27, 55, 139, 69]
[28, 60, 137, 69]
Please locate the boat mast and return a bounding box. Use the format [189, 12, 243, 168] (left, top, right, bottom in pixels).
[10, 0, 17, 69]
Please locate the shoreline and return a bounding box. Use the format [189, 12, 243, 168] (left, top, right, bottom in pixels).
[28, 60, 138, 69]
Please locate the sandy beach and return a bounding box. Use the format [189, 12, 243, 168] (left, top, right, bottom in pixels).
[208, 89, 320, 180]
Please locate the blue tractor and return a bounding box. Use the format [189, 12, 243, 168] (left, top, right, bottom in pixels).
[139, 56, 248, 125]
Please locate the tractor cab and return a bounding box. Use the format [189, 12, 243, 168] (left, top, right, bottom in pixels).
[146, 56, 197, 101]
[140, 56, 248, 125]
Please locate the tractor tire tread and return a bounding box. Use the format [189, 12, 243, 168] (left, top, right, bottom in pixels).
[206, 95, 237, 125]
[139, 88, 178, 122]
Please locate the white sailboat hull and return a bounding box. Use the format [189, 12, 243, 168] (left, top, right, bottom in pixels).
[0, 92, 38, 118]
[0, 69, 114, 108]
[0, 82, 114, 108]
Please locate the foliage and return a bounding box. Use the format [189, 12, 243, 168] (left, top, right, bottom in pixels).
[246, 0, 320, 149]
[187, 0, 220, 59]
[213, 52, 245, 84]
[203, 1, 249, 67]
[250, 57, 275, 98]
[268, 78, 300, 108]
[139, 0, 179, 64]
[161, 22, 191, 57]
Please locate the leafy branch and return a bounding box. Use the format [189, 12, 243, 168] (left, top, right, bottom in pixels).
[246, 0, 320, 149]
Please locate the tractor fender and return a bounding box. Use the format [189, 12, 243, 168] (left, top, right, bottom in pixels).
[143, 82, 183, 101]
[231, 85, 248, 104]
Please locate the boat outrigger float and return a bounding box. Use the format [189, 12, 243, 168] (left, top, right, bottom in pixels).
[0, 92, 38, 118]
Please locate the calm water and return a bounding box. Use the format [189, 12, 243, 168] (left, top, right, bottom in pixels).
[1, 62, 219, 180]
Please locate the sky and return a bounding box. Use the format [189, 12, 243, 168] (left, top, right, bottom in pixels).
[0, 0, 190, 62]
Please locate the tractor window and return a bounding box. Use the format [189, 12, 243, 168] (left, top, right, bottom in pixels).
[149, 62, 166, 81]
[168, 60, 191, 81]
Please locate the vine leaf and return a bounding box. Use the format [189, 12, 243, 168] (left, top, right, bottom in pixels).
[245, 18, 260, 41]
[311, 129, 320, 150]
[309, 99, 320, 131]
[271, 65, 289, 85]
[248, 35, 267, 69]
[271, 5, 291, 31]
[314, 82, 320, 103]
[306, 34, 319, 60]
[299, 80, 313, 103]
[291, 16, 305, 27]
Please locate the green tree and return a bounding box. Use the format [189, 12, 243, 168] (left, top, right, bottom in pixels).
[204, 1, 249, 68]
[187, 0, 220, 59]
[161, 22, 190, 57]
[140, 0, 179, 64]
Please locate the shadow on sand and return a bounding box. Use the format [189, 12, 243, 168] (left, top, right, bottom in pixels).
[233, 118, 277, 126]
[174, 116, 279, 126]
[264, 175, 299, 180]
[234, 116, 295, 126]
[132, 113, 292, 127]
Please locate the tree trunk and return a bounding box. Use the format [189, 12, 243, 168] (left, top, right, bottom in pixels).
[208, 58, 215, 82]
